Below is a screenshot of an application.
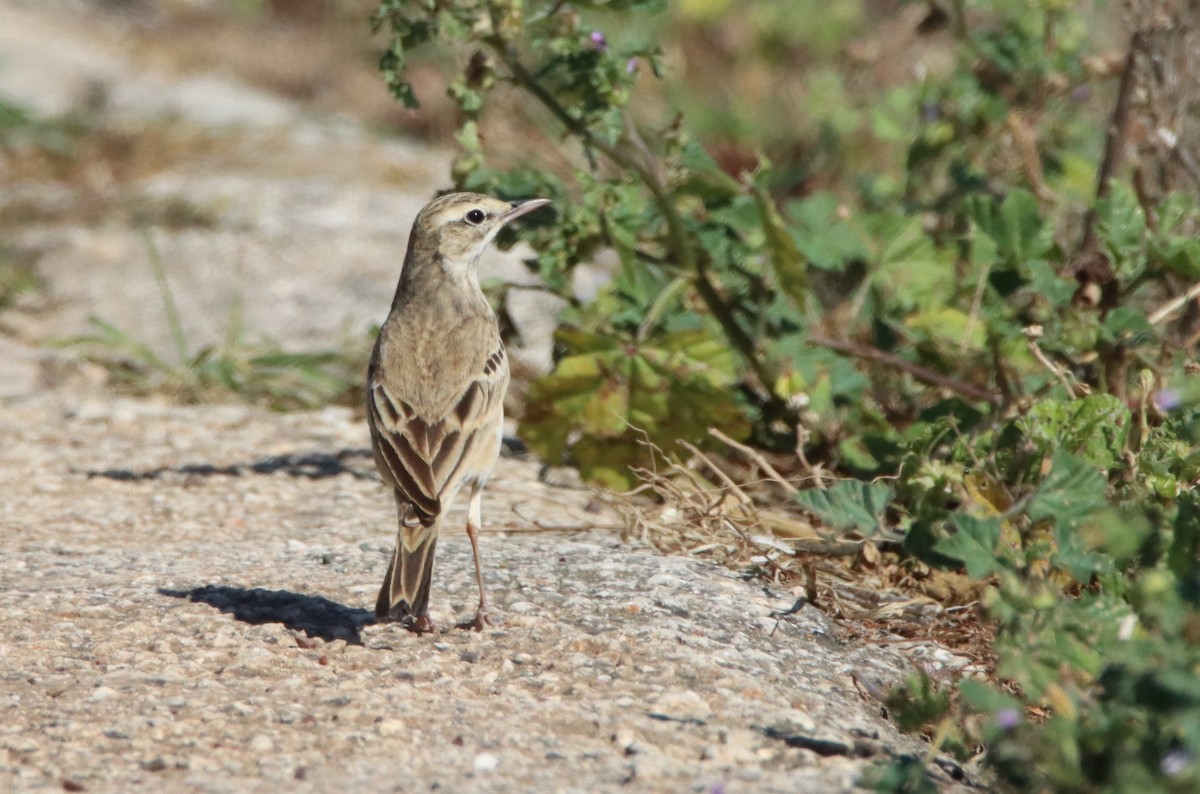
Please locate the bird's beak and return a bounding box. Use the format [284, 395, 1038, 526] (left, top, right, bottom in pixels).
[501, 198, 552, 225]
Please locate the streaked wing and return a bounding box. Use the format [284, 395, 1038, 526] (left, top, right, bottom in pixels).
[368, 345, 508, 525]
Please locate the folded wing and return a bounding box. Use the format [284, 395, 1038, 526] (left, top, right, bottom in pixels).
[368, 345, 508, 525]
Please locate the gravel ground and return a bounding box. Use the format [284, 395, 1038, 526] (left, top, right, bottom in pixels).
[0, 379, 974, 793]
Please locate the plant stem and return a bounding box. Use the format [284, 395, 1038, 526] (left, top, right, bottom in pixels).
[808, 334, 1000, 405]
[487, 40, 776, 392]
[143, 229, 190, 366]
[692, 269, 772, 392]
[487, 42, 695, 271]
[1077, 28, 1144, 260]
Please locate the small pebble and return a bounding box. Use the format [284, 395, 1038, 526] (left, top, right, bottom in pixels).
[249, 734, 275, 753]
[377, 719, 406, 737]
[473, 752, 499, 772]
[90, 686, 118, 701]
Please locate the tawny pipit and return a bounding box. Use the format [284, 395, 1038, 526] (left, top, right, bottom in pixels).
[368, 192, 550, 632]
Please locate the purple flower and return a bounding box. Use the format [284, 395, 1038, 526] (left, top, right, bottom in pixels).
[626, 57, 639, 74]
[1162, 748, 1191, 776]
[995, 708, 1020, 730]
[590, 31, 607, 51]
[1154, 389, 1182, 411]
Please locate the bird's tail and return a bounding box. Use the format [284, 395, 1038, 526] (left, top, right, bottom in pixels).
[376, 502, 438, 625]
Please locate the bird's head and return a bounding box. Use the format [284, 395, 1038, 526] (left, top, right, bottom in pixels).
[410, 192, 551, 273]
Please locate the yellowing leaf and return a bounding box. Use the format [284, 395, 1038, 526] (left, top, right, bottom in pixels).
[554, 328, 619, 354]
[751, 185, 808, 307]
[905, 308, 987, 352]
[580, 379, 629, 437]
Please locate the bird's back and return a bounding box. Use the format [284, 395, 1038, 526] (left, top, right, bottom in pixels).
[370, 286, 502, 422]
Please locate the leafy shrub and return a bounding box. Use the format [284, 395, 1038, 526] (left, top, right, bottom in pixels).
[373, 0, 1198, 484]
[373, 1, 1200, 788]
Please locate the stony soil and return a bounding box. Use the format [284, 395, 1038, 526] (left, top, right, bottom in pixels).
[0, 2, 978, 791]
[1, 385, 975, 793]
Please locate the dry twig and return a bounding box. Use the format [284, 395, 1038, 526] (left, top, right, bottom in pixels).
[707, 426, 798, 495]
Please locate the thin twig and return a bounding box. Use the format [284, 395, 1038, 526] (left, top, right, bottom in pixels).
[960, 261, 991, 356]
[786, 538, 904, 556]
[677, 440, 756, 510]
[1077, 28, 1145, 259]
[1148, 280, 1200, 324]
[508, 501, 621, 533]
[1026, 338, 1085, 396]
[807, 334, 1000, 404]
[707, 427, 798, 496]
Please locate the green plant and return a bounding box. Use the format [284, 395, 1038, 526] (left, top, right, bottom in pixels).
[372, 0, 1200, 789]
[0, 98, 85, 158]
[71, 231, 368, 410]
[374, 0, 826, 485]
[371, 0, 1197, 484]
[0, 245, 43, 311]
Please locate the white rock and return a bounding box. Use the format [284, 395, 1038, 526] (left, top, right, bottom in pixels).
[248, 734, 274, 753]
[377, 719, 406, 737]
[90, 686, 118, 700]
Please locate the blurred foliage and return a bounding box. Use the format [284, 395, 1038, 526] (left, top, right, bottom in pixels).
[0, 97, 85, 158]
[0, 245, 43, 311]
[376, 0, 1200, 789]
[66, 232, 367, 411]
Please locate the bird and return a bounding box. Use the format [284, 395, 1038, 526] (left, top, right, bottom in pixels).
[367, 191, 551, 633]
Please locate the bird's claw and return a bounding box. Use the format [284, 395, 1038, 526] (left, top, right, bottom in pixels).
[406, 615, 437, 635]
[456, 609, 495, 632]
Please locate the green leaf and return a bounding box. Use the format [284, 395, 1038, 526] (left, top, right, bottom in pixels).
[859, 757, 939, 794]
[1026, 259, 1076, 308]
[674, 141, 742, 200]
[871, 214, 953, 311]
[904, 308, 986, 352]
[1100, 306, 1156, 346]
[1051, 521, 1112, 583]
[1170, 492, 1200, 579]
[935, 514, 1005, 578]
[1027, 450, 1109, 530]
[520, 326, 750, 488]
[1153, 234, 1200, 279]
[785, 192, 869, 269]
[554, 328, 620, 354]
[1096, 181, 1147, 274]
[1013, 395, 1131, 470]
[793, 480, 893, 534]
[967, 188, 1052, 267]
[751, 184, 808, 307]
[958, 678, 1022, 716]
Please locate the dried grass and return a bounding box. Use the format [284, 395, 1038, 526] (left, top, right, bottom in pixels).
[613, 432, 997, 680]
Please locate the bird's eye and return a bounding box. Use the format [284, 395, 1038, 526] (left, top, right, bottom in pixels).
[465, 209, 486, 225]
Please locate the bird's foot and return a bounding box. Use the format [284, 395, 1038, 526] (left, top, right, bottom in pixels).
[405, 614, 437, 635]
[376, 605, 438, 635]
[455, 608, 497, 632]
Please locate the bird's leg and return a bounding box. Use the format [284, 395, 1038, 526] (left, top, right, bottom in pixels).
[456, 485, 493, 631]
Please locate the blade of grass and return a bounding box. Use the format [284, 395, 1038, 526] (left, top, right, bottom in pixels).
[78, 316, 175, 375]
[142, 228, 190, 366]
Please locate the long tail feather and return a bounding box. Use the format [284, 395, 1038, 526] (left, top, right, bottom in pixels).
[376, 503, 439, 622]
